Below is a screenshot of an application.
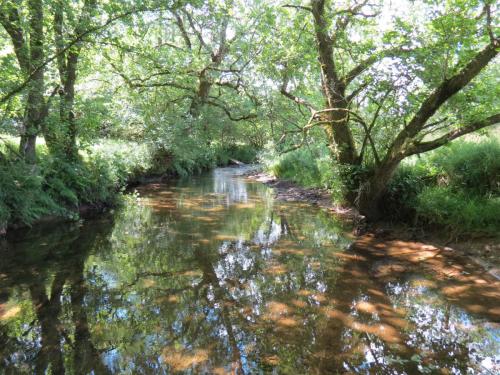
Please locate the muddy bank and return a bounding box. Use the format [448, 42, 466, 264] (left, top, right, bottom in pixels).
[244, 170, 359, 220]
[245, 169, 500, 279]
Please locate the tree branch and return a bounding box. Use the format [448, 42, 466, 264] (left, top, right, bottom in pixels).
[1, 5, 163, 104]
[343, 48, 411, 86]
[181, 8, 208, 51]
[282, 4, 312, 12]
[280, 75, 317, 114]
[0, 5, 29, 72]
[172, 10, 192, 50]
[205, 99, 257, 121]
[406, 113, 500, 156]
[385, 41, 499, 161]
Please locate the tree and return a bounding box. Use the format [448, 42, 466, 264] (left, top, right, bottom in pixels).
[0, 0, 47, 163]
[105, 0, 260, 129]
[278, 0, 499, 218]
[52, 0, 98, 159]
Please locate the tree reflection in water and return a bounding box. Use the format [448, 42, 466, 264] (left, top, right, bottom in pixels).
[0, 168, 498, 374]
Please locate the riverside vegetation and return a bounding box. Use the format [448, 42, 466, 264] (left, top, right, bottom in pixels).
[1, 2, 500, 373]
[0, 0, 499, 238]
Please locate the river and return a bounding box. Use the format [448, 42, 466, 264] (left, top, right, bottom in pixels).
[0, 167, 498, 374]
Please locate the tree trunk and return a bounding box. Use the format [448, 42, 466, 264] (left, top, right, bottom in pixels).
[19, 0, 45, 164]
[19, 131, 37, 163]
[189, 72, 211, 118]
[60, 59, 78, 159]
[311, 0, 357, 165]
[356, 158, 401, 219]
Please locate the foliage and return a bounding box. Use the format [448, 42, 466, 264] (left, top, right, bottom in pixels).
[426, 138, 500, 197]
[0, 139, 158, 228]
[260, 143, 350, 200]
[0, 0, 499, 233]
[0, 158, 59, 228]
[384, 138, 500, 234]
[416, 187, 500, 236]
[0, 136, 260, 228]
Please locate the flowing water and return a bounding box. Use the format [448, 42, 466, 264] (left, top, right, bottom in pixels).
[0, 167, 499, 374]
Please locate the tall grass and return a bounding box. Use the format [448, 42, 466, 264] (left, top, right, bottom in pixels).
[262, 138, 499, 235]
[386, 138, 500, 235]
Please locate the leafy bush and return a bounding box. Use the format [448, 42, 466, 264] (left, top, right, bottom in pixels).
[0, 139, 160, 228]
[270, 149, 323, 187]
[0, 160, 60, 228]
[383, 163, 438, 219]
[0, 137, 259, 229]
[427, 139, 500, 196]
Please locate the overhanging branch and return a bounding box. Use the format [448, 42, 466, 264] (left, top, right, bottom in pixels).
[406, 113, 500, 156]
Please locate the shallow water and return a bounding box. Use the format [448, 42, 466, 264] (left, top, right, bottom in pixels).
[0, 167, 499, 374]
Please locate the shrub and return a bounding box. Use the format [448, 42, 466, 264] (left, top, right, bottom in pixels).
[260, 144, 354, 201]
[0, 136, 259, 229]
[0, 160, 60, 227]
[384, 138, 500, 234]
[383, 163, 438, 219]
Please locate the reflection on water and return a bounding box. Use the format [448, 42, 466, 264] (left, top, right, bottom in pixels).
[0, 167, 499, 374]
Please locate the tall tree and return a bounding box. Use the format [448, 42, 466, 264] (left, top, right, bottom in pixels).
[52, 0, 98, 159]
[278, 0, 499, 218]
[106, 0, 260, 128]
[0, 0, 47, 163]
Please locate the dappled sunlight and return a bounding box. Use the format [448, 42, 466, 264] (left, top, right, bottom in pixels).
[161, 346, 210, 372]
[354, 234, 500, 321]
[1, 168, 498, 374]
[0, 303, 21, 321]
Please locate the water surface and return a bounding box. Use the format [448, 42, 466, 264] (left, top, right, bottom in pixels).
[1, 167, 499, 374]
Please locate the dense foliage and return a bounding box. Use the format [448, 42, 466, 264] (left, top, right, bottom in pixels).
[0, 0, 498, 233]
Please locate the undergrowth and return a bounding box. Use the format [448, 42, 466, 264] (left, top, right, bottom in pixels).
[385, 138, 500, 235]
[0, 138, 258, 230]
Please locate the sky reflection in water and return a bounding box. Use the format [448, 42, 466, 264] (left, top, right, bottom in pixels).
[0, 167, 499, 374]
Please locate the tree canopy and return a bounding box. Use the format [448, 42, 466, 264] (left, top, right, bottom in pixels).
[0, 0, 498, 217]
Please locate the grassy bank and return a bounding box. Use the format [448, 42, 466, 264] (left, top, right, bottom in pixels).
[261, 139, 500, 237]
[0, 137, 257, 232]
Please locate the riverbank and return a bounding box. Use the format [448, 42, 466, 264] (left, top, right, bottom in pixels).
[245, 168, 500, 279]
[244, 170, 359, 219]
[0, 138, 258, 236]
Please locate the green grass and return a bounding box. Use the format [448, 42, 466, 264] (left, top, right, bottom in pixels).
[262, 138, 500, 236]
[415, 187, 500, 236]
[385, 138, 500, 235]
[260, 144, 356, 202]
